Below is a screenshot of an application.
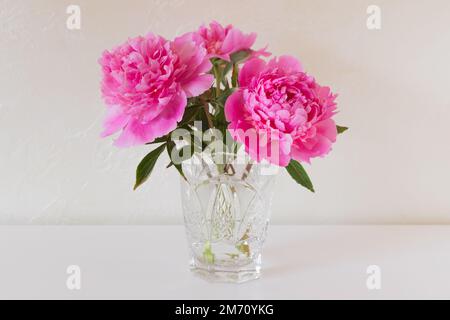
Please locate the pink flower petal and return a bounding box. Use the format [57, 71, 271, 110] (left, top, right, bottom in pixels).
[181, 74, 213, 97]
[238, 58, 267, 87]
[101, 105, 130, 138]
[114, 91, 186, 147]
[290, 120, 336, 163]
[225, 91, 245, 122]
[316, 119, 337, 143]
[195, 59, 213, 74]
[268, 55, 303, 73]
[257, 131, 292, 166]
[221, 28, 257, 54]
[114, 118, 151, 148]
[197, 21, 261, 60]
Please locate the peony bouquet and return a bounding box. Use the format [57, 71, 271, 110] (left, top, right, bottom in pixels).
[99, 21, 347, 282]
[99, 21, 347, 192]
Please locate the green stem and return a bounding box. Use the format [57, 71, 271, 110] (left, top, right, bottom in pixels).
[201, 99, 214, 129]
[241, 162, 253, 180]
[213, 64, 221, 96]
[203, 241, 215, 264]
[231, 63, 238, 88]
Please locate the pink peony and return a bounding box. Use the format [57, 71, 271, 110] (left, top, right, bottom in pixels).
[99, 32, 213, 147]
[225, 56, 338, 166]
[197, 21, 268, 61]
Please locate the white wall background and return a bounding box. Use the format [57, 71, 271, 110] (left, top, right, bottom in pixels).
[1, 0, 449, 224]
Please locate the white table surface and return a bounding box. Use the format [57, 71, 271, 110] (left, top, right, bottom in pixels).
[0, 225, 449, 299]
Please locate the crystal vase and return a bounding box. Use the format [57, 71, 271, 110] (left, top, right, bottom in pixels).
[180, 153, 277, 283]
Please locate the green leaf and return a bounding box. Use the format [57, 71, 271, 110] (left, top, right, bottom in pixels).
[337, 125, 349, 134]
[173, 163, 186, 180]
[166, 141, 188, 180]
[215, 88, 236, 107]
[178, 105, 202, 126]
[145, 135, 168, 145]
[166, 161, 186, 181]
[223, 61, 233, 76]
[286, 160, 315, 193]
[133, 143, 166, 190]
[230, 49, 252, 64]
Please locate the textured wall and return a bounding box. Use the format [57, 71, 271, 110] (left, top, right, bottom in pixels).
[1, 0, 449, 224]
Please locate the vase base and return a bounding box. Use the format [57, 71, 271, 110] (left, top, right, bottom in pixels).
[189, 257, 261, 283]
